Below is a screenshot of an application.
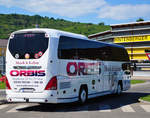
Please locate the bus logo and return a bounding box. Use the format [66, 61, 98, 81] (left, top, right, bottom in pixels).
[10, 70, 46, 77]
[66, 62, 100, 76]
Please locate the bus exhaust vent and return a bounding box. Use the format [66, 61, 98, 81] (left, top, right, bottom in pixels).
[60, 82, 71, 89]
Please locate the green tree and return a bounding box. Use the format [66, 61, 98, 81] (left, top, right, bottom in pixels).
[136, 18, 144, 22]
[98, 22, 105, 25]
[0, 14, 110, 39]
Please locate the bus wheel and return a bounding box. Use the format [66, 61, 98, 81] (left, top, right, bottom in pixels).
[116, 84, 122, 95]
[79, 87, 87, 104]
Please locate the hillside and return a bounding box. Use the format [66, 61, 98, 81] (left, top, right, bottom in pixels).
[0, 14, 110, 39]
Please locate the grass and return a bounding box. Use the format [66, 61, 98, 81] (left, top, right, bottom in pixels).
[0, 74, 5, 89]
[0, 82, 6, 89]
[131, 80, 146, 84]
[140, 95, 150, 102]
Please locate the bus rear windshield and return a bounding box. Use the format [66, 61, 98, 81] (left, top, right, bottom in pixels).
[8, 33, 49, 59]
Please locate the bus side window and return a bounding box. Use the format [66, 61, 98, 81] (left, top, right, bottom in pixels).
[58, 36, 129, 62]
[58, 36, 77, 60]
[110, 46, 129, 62]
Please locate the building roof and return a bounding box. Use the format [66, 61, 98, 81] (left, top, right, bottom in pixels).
[0, 39, 8, 47]
[89, 21, 150, 39]
[88, 30, 111, 38]
[111, 21, 150, 27]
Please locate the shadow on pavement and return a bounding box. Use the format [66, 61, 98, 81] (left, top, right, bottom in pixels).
[17, 92, 150, 112]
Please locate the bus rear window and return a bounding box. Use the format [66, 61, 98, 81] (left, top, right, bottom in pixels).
[8, 33, 49, 59]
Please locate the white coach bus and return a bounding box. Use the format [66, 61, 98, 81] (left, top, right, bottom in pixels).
[6, 28, 131, 104]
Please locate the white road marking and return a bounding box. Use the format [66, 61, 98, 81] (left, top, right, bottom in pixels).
[0, 105, 9, 110]
[4, 104, 150, 113]
[141, 105, 150, 112]
[7, 105, 30, 113]
[99, 105, 111, 112]
[120, 105, 135, 112]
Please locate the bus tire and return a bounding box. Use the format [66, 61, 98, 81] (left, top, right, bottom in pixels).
[79, 87, 88, 104]
[116, 83, 122, 95]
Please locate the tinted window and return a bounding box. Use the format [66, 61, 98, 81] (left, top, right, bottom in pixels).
[76, 39, 111, 60]
[9, 33, 49, 59]
[58, 36, 77, 59]
[58, 36, 129, 61]
[111, 46, 129, 61]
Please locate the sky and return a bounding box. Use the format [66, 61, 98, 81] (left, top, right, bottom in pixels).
[0, 0, 150, 25]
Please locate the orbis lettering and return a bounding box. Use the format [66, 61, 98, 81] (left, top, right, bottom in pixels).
[10, 70, 46, 77]
[66, 62, 100, 76]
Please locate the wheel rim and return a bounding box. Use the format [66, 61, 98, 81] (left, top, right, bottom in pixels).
[80, 90, 86, 103]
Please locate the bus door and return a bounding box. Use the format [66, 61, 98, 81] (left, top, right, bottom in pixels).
[109, 71, 118, 92]
[88, 61, 103, 93]
[102, 62, 110, 92]
[122, 63, 131, 90]
[96, 61, 103, 93]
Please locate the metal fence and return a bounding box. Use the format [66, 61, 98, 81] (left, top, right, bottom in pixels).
[0, 56, 5, 74]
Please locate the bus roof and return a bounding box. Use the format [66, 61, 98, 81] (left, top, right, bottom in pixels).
[11, 28, 125, 49]
[12, 28, 88, 40]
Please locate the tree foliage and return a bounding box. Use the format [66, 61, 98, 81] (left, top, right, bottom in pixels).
[0, 14, 110, 39]
[98, 22, 105, 26]
[136, 18, 144, 22]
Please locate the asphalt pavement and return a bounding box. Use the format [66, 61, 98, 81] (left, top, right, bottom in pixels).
[0, 75, 150, 104]
[0, 80, 150, 118]
[0, 89, 6, 104]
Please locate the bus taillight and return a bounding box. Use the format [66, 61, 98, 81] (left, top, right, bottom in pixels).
[6, 77, 11, 90]
[45, 76, 57, 90]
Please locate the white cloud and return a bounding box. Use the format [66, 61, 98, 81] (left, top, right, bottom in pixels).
[1, 0, 150, 20]
[0, 0, 106, 17]
[99, 4, 150, 20]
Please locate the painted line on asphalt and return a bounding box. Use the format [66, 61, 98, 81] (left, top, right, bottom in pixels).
[7, 105, 30, 113]
[120, 105, 135, 112]
[141, 105, 150, 112]
[0, 104, 9, 110]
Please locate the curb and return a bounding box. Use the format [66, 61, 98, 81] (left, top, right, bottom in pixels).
[0, 98, 7, 105]
[131, 76, 150, 80]
[138, 99, 150, 104]
[131, 81, 150, 88]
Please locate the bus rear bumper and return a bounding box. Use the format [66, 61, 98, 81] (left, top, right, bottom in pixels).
[7, 97, 78, 103]
[6, 90, 78, 103]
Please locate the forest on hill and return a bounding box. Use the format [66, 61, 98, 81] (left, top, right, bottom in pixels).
[0, 14, 110, 39]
